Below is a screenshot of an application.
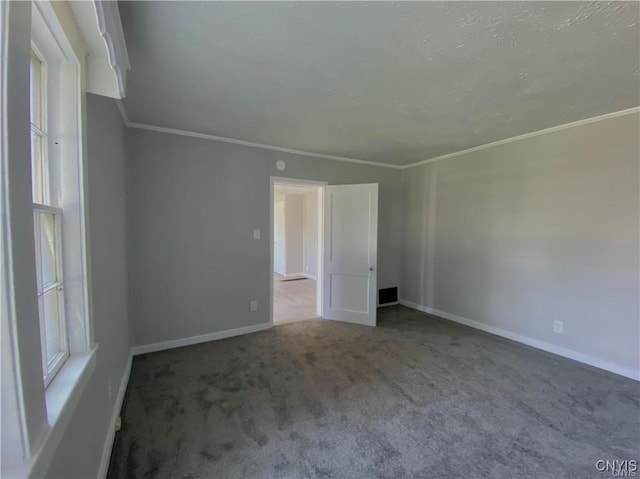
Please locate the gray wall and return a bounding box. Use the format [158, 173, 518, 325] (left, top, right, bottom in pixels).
[127, 129, 403, 347]
[401, 112, 640, 376]
[46, 95, 131, 478]
[284, 194, 304, 275]
[303, 191, 318, 279]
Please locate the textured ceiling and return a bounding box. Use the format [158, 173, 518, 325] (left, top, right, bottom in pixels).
[120, 2, 639, 166]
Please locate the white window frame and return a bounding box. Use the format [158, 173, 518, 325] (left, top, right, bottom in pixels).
[1, 0, 113, 475]
[30, 47, 49, 205]
[33, 205, 68, 386]
[30, 44, 71, 388]
[30, 0, 94, 362]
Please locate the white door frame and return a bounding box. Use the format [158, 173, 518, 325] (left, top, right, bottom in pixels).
[273, 199, 286, 276]
[270, 176, 327, 326]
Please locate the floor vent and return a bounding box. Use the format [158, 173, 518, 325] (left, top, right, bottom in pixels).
[378, 287, 398, 305]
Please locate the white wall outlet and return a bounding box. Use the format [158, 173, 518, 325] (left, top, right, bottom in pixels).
[115, 416, 122, 432]
[553, 320, 563, 333]
[250, 300, 257, 312]
[305, 265, 309, 272]
[253, 229, 261, 240]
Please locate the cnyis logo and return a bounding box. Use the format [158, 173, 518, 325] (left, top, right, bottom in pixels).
[596, 459, 638, 477]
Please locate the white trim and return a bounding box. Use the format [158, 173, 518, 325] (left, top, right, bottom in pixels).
[304, 273, 317, 281]
[402, 107, 640, 170]
[127, 122, 403, 169]
[93, 0, 130, 99]
[68, 1, 129, 99]
[270, 177, 326, 327]
[32, 0, 94, 357]
[0, 1, 32, 463]
[115, 99, 129, 126]
[398, 300, 640, 381]
[130, 323, 272, 356]
[316, 186, 324, 318]
[272, 177, 328, 187]
[282, 273, 306, 280]
[5, 348, 99, 479]
[270, 180, 274, 327]
[97, 355, 132, 479]
[399, 299, 429, 312]
[118, 104, 638, 170]
[33, 1, 78, 63]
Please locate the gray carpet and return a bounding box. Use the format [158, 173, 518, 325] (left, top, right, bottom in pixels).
[108, 306, 639, 479]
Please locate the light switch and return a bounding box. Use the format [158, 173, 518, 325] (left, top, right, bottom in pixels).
[253, 229, 261, 240]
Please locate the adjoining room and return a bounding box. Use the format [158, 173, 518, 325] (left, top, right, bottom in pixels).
[273, 182, 321, 324]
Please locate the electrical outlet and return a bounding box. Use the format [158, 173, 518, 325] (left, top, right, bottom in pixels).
[250, 300, 257, 312]
[306, 265, 309, 272]
[115, 416, 122, 432]
[253, 229, 261, 240]
[553, 320, 563, 334]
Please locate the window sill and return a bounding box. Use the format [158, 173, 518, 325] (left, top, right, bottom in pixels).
[45, 345, 98, 429]
[8, 345, 99, 478]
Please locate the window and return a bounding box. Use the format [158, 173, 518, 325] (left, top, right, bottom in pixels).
[30, 49, 69, 386]
[1, 1, 109, 471]
[29, 1, 93, 373]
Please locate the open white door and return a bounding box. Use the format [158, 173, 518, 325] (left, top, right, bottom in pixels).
[323, 184, 378, 326]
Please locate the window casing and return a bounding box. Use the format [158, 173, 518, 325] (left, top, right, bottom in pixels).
[1, 1, 113, 472]
[30, 48, 70, 387]
[28, 1, 94, 388]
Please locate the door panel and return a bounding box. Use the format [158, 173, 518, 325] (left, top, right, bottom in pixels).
[323, 184, 378, 326]
[329, 274, 369, 313]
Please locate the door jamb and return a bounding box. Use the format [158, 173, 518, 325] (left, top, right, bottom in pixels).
[270, 176, 327, 327]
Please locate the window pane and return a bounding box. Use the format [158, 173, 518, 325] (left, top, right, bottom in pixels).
[41, 289, 62, 366]
[30, 53, 42, 128]
[31, 132, 44, 204]
[38, 211, 57, 287]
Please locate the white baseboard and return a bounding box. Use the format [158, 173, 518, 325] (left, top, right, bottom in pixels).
[130, 323, 272, 356]
[97, 355, 132, 479]
[283, 272, 306, 280]
[304, 273, 317, 281]
[98, 322, 272, 476]
[398, 299, 427, 312]
[399, 299, 639, 381]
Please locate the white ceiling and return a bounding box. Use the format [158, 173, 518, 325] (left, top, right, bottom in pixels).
[120, 2, 639, 167]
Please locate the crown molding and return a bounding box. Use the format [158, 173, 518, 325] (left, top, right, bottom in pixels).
[117, 101, 639, 170]
[402, 107, 640, 170]
[69, 1, 130, 99]
[93, 0, 130, 99]
[126, 121, 404, 169]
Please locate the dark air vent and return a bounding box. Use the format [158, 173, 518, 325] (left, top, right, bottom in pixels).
[378, 287, 398, 305]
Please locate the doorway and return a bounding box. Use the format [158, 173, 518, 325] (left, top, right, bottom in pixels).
[270, 177, 379, 328]
[271, 178, 325, 325]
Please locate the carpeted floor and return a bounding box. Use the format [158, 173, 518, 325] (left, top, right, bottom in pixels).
[108, 306, 639, 479]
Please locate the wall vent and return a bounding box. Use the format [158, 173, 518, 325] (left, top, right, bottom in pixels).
[378, 287, 398, 305]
